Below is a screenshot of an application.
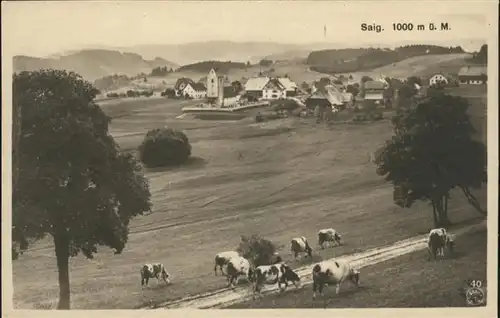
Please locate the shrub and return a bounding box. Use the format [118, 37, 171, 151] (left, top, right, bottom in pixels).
[237, 235, 277, 267]
[138, 128, 192, 167]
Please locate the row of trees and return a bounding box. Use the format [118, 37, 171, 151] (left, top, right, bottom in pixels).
[307, 45, 466, 75]
[11, 68, 487, 309]
[149, 66, 174, 77]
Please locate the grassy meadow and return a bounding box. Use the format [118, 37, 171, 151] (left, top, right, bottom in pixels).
[12, 83, 487, 309]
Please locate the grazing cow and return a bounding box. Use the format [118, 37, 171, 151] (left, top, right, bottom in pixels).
[226, 256, 254, 287]
[312, 260, 360, 299]
[140, 263, 171, 287]
[253, 263, 301, 296]
[214, 251, 240, 276]
[290, 236, 313, 260]
[317, 228, 342, 249]
[427, 228, 455, 260]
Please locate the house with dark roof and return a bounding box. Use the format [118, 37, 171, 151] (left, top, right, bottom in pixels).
[458, 66, 487, 85]
[182, 82, 207, 99]
[174, 78, 196, 96]
[363, 80, 386, 104]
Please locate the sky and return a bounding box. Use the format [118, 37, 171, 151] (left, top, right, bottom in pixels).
[2, 1, 494, 57]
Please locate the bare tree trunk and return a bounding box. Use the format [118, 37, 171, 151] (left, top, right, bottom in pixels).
[435, 195, 451, 227]
[54, 232, 71, 310]
[443, 194, 450, 224]
[431, 201, 438, 228]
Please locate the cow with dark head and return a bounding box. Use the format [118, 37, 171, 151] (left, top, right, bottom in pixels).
[140, 263, 171, 287]
[252, 263, 301, 297]
[290, 236, 313, 260]
[214, 251, 240, 276]
[427, 228, 455, 260]
[312, 260, 360, 299]
[317, 228, 342, 249]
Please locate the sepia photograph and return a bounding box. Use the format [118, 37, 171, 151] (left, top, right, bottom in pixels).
[2, 0, 497, 314]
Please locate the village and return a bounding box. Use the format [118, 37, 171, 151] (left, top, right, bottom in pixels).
[156, 64, 488, 121]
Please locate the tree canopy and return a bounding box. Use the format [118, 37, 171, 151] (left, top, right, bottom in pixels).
[375, 92, 486, 227]
[12, 69, 152, 309]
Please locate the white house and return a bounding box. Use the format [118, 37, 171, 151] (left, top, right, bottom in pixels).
[182, 82, 207, 99]
[429, 74, 448, 86]
[262, 78, 287, 100]
[244, 76, 270, 100]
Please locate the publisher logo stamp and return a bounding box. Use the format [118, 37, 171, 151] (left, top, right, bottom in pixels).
[465, 287, 485, 306]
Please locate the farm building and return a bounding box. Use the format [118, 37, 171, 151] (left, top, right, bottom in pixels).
[277, 77, 299, 97]
[174, 78, 196, 96]
[244, 76, 298, 100]
[458, 66, 487, 85]
[363, 80, 386, 104]
[244, 77, 270, 100]
[262, 78, 287, 100]
[181, 83, 207, 99]
[206, 68, 240, 107]
[306, 85, 344, 110]
[429, 73, 449, 86]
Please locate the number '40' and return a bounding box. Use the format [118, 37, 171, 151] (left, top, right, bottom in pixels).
[470, 280, 483, 288]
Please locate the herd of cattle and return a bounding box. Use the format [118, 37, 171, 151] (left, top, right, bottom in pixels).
[139, 227, 455, 300]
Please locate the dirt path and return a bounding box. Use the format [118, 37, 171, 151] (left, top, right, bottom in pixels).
[144, 220, 485, 309]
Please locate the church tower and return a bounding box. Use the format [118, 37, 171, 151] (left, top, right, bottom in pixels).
[207, 68, 219, 98]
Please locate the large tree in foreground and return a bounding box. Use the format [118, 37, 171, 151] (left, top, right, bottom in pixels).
[12, 70, 152, 309]
[375, 92, 486, 227]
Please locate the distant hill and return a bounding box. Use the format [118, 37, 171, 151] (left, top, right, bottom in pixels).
[176, 60, 248, 74]
[307, 45, 466, 75]
[115, 41, 344, 65]
[13, 49, 179, 81]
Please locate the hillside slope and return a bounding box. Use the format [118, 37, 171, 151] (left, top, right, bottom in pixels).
[343, 53, 472, 82]
[13, 50, 179, 81]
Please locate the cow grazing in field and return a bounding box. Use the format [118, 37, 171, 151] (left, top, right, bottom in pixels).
[225, 256, 254, 287]
[312, 260, 360, 299]
[317, 228, 342, 249]
[252, 263, 301, 296]
[140, 263, 171, 287]
[214, 251, 240, 276]
[427, 228, 455, 260]
[290, 236, 313, 260]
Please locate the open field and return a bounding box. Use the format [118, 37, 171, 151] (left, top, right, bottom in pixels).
[229, 226, 487, 308]
[12, 86, 487, 309]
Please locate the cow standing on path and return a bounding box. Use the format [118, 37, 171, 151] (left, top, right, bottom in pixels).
[290, 236, 313, 260]
[225, 256, 254, 288]
[140, 263, 171, 287]
[317, 228, 342, 249]
[252, 263, 301, 297]
[312, 260, 360, 299]
[214, 251, 240, 276]
[427, 228, 455, 260]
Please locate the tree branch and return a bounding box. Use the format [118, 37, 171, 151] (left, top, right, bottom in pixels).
[460, 186, 487, 215]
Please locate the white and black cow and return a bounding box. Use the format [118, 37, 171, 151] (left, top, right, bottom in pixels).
[427, 228, 455, 260]
[214, 251, 240, 276]
[290, 236, 313, 260]
[225, 256, 254, 287]
[317, 228, 342, 249]
[252, 263, 301, 296]
[140, 263, 171, 287]
[312, 260, 360, 299]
